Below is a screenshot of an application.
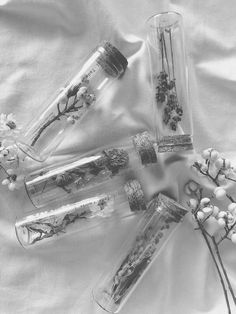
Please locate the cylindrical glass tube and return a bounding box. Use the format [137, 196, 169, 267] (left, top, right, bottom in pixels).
[146, 12, 193, 153]
[24, 132, 158, 209]
[15, 180, 146, 248]
[93, 193, 188, 313]
[15, 41, 128, 162]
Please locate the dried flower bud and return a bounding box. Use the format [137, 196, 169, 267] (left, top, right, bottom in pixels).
[67, 116, 75, 124]
[103, 148, 129, 174]
[6, 121, 16, 130]
[55, 173, 73, 187]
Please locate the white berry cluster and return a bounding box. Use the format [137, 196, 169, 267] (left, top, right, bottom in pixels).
[189, 196, 236, 244]
[191, 148, 236, 201]
[199, 148, 233, 184]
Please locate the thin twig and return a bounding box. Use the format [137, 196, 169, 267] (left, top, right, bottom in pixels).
[212, 236, 236, 305]
[195, 217, 231, 314]
[193, 163, 236, 203]
[31, 88, 84, 146]
[162, 32, 170, 79]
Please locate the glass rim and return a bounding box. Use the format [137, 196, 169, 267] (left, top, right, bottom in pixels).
[145, 11, 182, 29]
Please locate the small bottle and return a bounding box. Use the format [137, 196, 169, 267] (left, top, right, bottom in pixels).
[93, 193, 188, 313]
[24, 132, 158, 209]
[146, 12, 193, 152]
[16, 41, 128, 162]
[15, 180, 146, 248]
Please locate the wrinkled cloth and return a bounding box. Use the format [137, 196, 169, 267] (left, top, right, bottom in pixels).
[0, 1, 236, 313]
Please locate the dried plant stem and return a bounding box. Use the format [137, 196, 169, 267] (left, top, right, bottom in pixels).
[212, 236, 236, 305]
[31, 94, 83, 146]
[196, 217, 231, 314]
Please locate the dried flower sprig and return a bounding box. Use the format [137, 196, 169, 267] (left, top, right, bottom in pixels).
[31, 75, 95, 146]
[156, 29, 183, 131]
[26, 148, 129, 209]
[185, 148, 236, 314]
[16, 195, 114, 247]
[0, 116, 24, 191]
[0, 113, 20, 136]
[97, 194, 187, 310]
[54, 149, 129, 194]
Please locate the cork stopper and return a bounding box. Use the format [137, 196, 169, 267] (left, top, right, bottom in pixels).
[124, 180, 146, 212]
[132, 132, 158, 165]
[97, 41, 128, 78]
[157, 134, 193, 153]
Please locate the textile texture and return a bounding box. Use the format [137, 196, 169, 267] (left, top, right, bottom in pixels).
[0, 0, 235, 313]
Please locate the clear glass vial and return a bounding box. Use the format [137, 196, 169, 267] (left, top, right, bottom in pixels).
[93, 193, 187, 313]
[15, 180, 146, 248]
[24, 132, 158, 209]
[16, 41, 128, 162]
[146, 12, 193, 152]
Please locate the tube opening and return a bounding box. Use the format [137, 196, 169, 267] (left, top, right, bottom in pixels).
[146, 11, 182, 29]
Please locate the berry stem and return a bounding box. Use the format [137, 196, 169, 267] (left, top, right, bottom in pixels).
[217, 221, 236, 245]
[195, 216, 232, 314]
[212, 236, 236, 306]
[193, 163, 236, 203]
[0, 163, 10, 176]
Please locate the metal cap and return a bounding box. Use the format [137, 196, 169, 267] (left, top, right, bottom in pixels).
[147, 193, 188, 222]
[132, 132, 158, 165]
[97, 41, 128, 78]
[157, 134, 193, 153]
[124, 180, 146, 212]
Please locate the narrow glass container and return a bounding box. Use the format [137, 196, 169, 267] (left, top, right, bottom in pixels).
[15, 180, 146, 248]
[24, 132, 158, 209]
[146, 12, 193, 152]
[93, 193, 188, 313]
[16, 41, 128, 162]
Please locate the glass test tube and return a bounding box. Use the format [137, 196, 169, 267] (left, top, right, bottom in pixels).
[15, 180, 146, 248]
[24, 132, 158, 209]
[16, 41, 128, 162]
[146, 12, 193, 152]
[93, 193, 188, 313]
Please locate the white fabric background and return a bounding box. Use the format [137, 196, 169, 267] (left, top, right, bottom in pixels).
[0, 0, 236, 313]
